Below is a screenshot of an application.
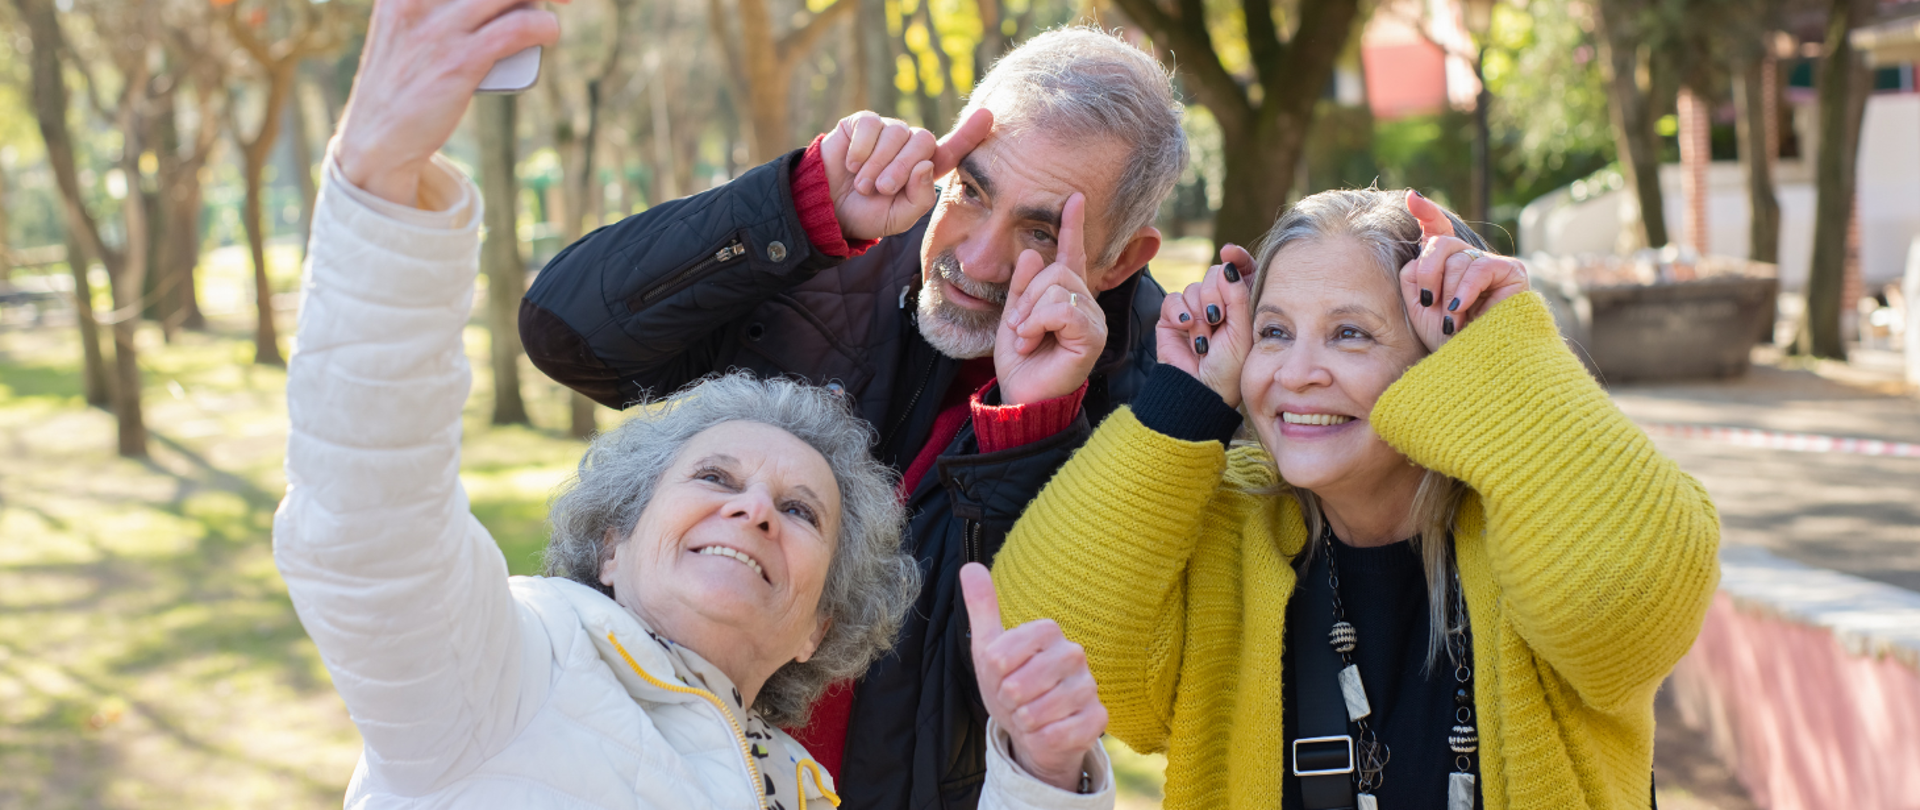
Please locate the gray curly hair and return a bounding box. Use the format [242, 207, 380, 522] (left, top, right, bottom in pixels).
[542, 373, 918, 727]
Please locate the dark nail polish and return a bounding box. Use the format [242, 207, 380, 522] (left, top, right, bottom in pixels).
[1449, 297, 1461, 312]
[1442, 315, 1455, 336]
[1412, 189, 1425, 200]
[1178, 312, 1191, 323]
[1420, 289, 1433, 307]
[1206, 304, 1222, 325]
[1194, 336, 1209, 355]
[1223, 262, 1241, 283]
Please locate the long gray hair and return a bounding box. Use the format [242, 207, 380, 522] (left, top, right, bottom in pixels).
[543, 373, 918, 727]
[1248, 188, 1485, 667]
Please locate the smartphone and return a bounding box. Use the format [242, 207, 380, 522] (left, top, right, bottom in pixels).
[478, 46, 542, 94]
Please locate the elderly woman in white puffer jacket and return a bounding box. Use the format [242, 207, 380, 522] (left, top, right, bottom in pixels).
[275, 2, 1115, 807]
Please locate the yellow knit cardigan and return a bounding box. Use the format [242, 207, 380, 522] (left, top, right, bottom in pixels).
[995, 293, 1720, 810]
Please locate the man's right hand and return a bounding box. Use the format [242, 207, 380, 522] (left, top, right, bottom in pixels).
[821, 109, 992, 242]
[335, 0, 563, 208]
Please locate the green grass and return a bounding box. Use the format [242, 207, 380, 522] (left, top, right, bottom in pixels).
[0, 248, 611, 807]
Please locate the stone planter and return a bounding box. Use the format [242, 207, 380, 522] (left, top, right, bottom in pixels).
[1583, 277, 1781, 382]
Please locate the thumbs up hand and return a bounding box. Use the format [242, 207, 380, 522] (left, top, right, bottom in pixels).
[961, 562, 1108, 792]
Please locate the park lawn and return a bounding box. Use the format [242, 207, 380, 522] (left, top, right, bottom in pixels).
[0, 245, 594, 807]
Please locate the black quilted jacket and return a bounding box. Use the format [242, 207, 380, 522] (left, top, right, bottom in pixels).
[519, 148, 1163, 810]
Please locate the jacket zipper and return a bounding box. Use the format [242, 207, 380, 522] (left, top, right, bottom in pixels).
[606, 633, 770, 809]
[880, 351, 938, 456]
[963, 519, 982, 565]
[637, 240, 745, 308]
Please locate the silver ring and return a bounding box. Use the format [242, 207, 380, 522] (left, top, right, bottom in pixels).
[1069, 292, 1078, 308]
[1462, 248, 1487, 260]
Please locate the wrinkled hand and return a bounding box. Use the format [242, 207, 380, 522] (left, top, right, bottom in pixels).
[821, 109, 992, 242]
[1400, 191, 1530, 352]
[961, 563, 1106, 792]
[1156, 243, 1256, 408]
[336, 0, 564, 207]
[995, 194, 1106, 406]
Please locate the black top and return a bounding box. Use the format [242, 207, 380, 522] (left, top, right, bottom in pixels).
[1126, 365, 1481, 808]
[1282, 538, 1481, 809]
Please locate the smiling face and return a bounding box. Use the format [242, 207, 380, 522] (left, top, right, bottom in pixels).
[600, 421, 841, 675]
[1241, 237, 1430, 502]
[915, 98, 1132, 358]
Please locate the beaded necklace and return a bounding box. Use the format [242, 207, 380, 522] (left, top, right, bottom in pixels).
[1319, 523, 1479, 809]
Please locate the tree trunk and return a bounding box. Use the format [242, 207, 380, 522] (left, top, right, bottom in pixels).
[289, 71, 320, 261]
[477, 94, 531, 426]
[920, 3, 960, 130]
[1108, 0, 1359, 254]
[860, 0, 897, 118]
[1800, 0, 1871, 360]
[12, 0, 126, 419]
[1734, 55, 1781, 265]
[1593, 0, 1669, 250]
[67, 235, 111, 408]
[240, 147, 285, 365]
[1216, 121, 1304, 255]
[0, 161, 11, 285]
[107, 67, 154, 459]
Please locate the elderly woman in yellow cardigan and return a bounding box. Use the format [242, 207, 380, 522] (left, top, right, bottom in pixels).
[986, 188, 1719, 810]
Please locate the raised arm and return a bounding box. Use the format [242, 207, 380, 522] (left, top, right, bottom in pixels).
[273, 0, 560, 793]
[519, 110, 991, 407]
[1373, 292, 1720, 713]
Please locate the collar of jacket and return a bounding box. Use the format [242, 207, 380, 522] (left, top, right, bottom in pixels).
[533, 577, 838, 807]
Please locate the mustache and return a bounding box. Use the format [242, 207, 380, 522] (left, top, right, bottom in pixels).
[928, 252, 1008, 305]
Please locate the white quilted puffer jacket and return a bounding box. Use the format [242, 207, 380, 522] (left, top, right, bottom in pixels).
[273, 153, 1115, 810]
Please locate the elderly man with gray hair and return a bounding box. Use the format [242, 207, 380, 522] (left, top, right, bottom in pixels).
[522, 26, 1189, 810]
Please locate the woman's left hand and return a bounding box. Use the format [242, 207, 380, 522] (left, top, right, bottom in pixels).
[961, 563, 1107, 792]
[1400, 190, 1530, 352]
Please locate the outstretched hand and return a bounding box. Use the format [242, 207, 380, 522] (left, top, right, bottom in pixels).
[961, 563, 1106, 792]
[822, 108, 993, 242]
[995, 194, 1107, 406]
[1156, 243, 1256, 408]
[1399, 190, 1529, 351]
[336, 0, 565, 207]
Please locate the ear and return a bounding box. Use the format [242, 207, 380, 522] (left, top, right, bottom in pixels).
[794, 615, 833, 664]
[1094, 225, 1162, 292]
[598, 529, 624, 588]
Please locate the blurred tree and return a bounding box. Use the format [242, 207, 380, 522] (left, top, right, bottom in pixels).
[143, 12, 231, 338]
[14, 0, 160, 456]
[1483, 0, 1613, 187]
[542, 0, 639, 437]
[1109, 0, 1365, 251]
[1799, 0, 1872, 359]
[711, 0, 857, 161]
[1591, 0, 1670, 250]
[476, 92, 530, 427]
[219, 0, 343, 367]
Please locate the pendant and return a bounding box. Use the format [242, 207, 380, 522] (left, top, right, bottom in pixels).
[1337, 664, 1372, 721]
[1357, 793, 1379, 810]
[1448, 772, 1476, 810]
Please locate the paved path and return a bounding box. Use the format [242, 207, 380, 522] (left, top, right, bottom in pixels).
[1611, 359, 1920, 593]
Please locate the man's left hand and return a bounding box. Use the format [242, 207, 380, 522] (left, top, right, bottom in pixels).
[995, 193, 1106, 406]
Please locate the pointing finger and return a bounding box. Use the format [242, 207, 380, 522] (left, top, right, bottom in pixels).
[933, 107, 994, 177]
[1406, 189, 1457, 242]
[1056, 193, 1087, 278]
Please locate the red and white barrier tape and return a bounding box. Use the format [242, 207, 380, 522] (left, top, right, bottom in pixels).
[1638, 421, 1920, 458]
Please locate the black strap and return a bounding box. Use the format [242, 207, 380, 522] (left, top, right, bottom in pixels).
[1292, 550, 1356, 810]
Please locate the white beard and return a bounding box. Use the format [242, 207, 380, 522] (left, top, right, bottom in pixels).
[915, 256, 1004, 359]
